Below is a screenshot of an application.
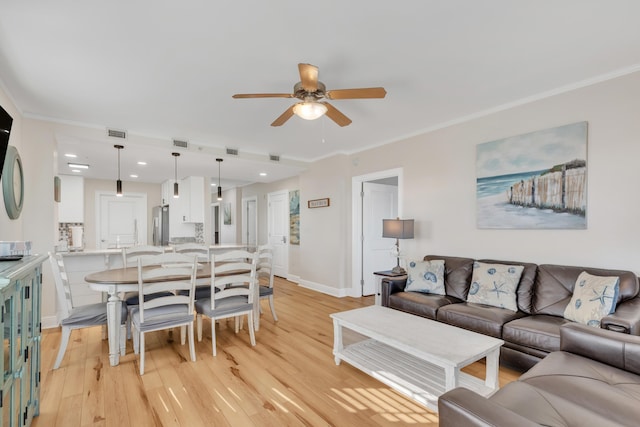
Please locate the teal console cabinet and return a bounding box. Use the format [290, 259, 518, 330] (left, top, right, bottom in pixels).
[0, 254, 46, 427]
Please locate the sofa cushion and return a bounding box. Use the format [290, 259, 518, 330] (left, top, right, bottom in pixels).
[478, 259, 537, 314]
[388, 292, 461, 320]
[502, 315, 570, 353]
[489, 379, 628, 427]
[424, 255, 474, 300]
[533, 264, 638, 317]
[515, 351, 640, 426]
[436, 302, 526, 338]
[466, 262, 523, 311]
[405, 259, 445, 294]
[563, 271, 619, 327]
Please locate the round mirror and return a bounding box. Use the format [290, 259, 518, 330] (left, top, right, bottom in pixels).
[2, 145, 24, 219]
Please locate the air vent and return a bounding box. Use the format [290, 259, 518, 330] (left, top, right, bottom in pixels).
[173, 139, 188, 148]
[107, 129, 127, 139]
[226, 148, 239, 156]
[269, 154, 280, 162]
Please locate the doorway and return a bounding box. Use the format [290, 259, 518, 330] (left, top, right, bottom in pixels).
[267, 190, 289, 278]
[351, 168, 403, 297]
[242, 196, 258, 246]
[96, 192, 148, 249]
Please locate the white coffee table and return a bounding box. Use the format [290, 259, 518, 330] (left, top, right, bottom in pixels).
[330, 306, 504, 411]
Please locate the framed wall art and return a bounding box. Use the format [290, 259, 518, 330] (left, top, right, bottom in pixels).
[476, 121, 587, 229]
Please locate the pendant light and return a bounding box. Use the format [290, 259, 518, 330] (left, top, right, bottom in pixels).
[172, 152, 180, 198]
[216, 158, 223, 201]
[114, 144, 124, 197]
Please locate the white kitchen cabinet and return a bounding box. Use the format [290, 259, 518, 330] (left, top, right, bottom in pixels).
[161, 180, 174, 206]
[57, 175, 84, 222]
[180, 176, 204, 223]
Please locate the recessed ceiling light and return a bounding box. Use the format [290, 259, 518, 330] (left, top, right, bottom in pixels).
[259, 172, 267, 176]
[64, 153, 77, 158]
[137, 161, 147, 165]
[210, 182, 217, 186]
[68, 162, 89, 169]
[130, 174, 138, 178]
[71, 169, 81, 173]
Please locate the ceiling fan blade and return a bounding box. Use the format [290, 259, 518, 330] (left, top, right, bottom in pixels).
[325, 87, 387, 100]
[298, 63, 319, 92]
[232, 93, 293, 99]
[324, 102, 352, 127]
[271, 105, 296, 127]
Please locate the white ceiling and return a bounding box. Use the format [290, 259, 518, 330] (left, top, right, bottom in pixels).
[1, 1, 639, 187]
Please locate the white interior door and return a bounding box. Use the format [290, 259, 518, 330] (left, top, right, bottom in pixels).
[97, 192, 148, 249]
[362, 182, 398, 296]
[242, 197, 257, 246]
[268, 190, 289, 278]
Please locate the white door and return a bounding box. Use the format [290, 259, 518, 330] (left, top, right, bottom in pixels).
[362, 182, 398, 296]
[268, 190, 289, 278]
[242, 197, 257, 246]
[97, 193, 147, 249]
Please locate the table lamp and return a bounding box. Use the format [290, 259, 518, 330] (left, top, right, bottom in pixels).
[382, 218, 414, 274]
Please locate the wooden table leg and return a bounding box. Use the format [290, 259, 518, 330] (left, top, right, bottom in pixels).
[106, 289, 122, 366]
[332, 319, 343, 365]
[485, 348, 500, 390]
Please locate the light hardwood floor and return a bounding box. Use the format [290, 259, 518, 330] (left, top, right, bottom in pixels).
[34, 278, 520, 426]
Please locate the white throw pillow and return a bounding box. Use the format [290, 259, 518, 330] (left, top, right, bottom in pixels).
[405, 260, 446, 295]
[466, 262, 524, 311]
[564, 271, 620, 327]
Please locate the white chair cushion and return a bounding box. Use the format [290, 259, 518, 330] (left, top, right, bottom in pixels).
[131, 304, 194, 332]
[62, 302, 127, 327]
[195, 296, 252, 318]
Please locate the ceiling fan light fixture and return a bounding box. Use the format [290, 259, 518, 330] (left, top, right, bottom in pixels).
[293, 101, 327, 120]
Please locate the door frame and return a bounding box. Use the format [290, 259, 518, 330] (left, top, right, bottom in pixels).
[351, 168, 403, 297]
[241, 196, 258, 246]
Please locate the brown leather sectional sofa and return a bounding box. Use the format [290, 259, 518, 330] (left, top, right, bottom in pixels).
[438, 323, 640, 426]
[381, 255, 640, 370]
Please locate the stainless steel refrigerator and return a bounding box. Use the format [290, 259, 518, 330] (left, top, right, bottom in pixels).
[152, 205, 169, 246]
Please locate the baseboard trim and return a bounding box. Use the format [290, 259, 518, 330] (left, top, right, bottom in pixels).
[287, 274, 300, 284]
[298, 279, 349, 298]
[42, 315, 59, 330]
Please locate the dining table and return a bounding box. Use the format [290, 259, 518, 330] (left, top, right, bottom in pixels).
[85, 262, 256, 366]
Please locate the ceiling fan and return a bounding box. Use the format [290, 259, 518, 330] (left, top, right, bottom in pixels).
[232, 63, 386, 127]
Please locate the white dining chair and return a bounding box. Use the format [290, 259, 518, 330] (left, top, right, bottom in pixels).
[130, 252, 198, 375]
[195, 250, 258, 356]
[49, 252, 127, 369]
[257, 245, 278, 322]
[122, 245, 168, 337]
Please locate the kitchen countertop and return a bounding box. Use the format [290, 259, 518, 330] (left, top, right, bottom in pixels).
[57, 244, 257, 256]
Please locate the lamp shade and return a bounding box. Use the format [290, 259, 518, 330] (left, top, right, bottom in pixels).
[382, 219, 414, 239]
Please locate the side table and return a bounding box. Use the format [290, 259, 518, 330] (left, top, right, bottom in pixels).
[373, 270, 407, 305]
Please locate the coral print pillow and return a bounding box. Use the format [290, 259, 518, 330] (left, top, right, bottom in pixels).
[405, 260, 446, 295]
[466, 262, 524, 311]
[564, 271, 620, 327]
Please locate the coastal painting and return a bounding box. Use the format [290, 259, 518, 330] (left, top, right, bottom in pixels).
[476, 122, 587, 229]
[289, 190, 300, 245]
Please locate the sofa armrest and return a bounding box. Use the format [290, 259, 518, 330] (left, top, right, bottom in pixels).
[438, 388, 540, 427]
[380, 277, 407, 307]
[601, 297, 640, 334]
[560, 322, 640, 375]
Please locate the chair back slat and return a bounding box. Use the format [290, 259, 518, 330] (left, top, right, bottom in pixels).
[174, 243, 210, 263]
[123, 245, 164, 268]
